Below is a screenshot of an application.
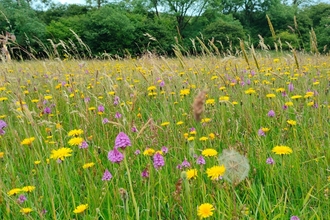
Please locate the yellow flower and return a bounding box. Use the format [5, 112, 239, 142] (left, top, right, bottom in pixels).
[187, 136, 195, 141]
[291, 95, 302, 99]
[186, 169, 198, 180]
[304, 91, 314, 98]
[205, 99, 215, 105]
[209, 133, 215, 140]
[245, 88, 256, 94]
[68, 129, 84, 137]
[44, 95, 52, 100]
[143, 148, 155, 156]
[201, 118, 211, 123]
[83, 162, 95, 169]
[73, 204, 88, 214]
[285, 102, 294, 106]
[50, 147, 73, 161]
[202, 148, 218, 157]
[197, 203, 215, 219]
[261, 127, 270, 132]
[20, 208, 33, 214]
[272, 145, 293, 155]
[176, 121, 184, 125]
[147, 86, 156, 91]
[206, 165, 226, 180]
[68, 137, 84, 146]
[161, 122, 170, 126]
[287, 120, 297, 126]
[21, 137, 35, 145]
[276, 88, 285, 93]
[219, 96, 230, 101]
[7, 188, 22, 196]
[21, 186, 35, 193]
[199, 136, 209, 141]
[180, 89, 190, 96]
[0, 97, 8, 101]
[266, 93, 276, 98]
[0, 152, 4, 158]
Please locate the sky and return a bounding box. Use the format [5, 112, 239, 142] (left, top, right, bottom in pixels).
[57, 0, 85, 4]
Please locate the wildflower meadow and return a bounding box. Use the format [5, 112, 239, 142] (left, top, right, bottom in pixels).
[0, 53, 330, 219]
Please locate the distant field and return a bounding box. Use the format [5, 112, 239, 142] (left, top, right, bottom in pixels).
[0, 53, 329, 219]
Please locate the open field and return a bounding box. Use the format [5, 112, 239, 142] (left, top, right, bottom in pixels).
[0, 53, 330, 219]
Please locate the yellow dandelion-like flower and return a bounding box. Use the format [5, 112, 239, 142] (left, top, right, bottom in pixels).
[206, 165, 226, 180]
[21, 186, 35, 193]
[287, 120, 297, 126]
[266, 93, 276, 98]
[272, 145, 293, 155]
[73, 204, 88, 214]
[291, 95, 302, 99]
[199, 136, 209, 141]
[20, 208, 33, 215]
[202, 148, 218, 157]
[245, 88, 256, 95]
[180, 89, 190, 96]
[7, 188, 22, 196]
[187, 136, 195, 141]
[44, 95, 52, 100]
[209, 133, 215, 140]
[186, 169, 198, 180]
[68, 137, 84, 146]
[276, 88, 285, 93]
[201, 118, 211, 123]
[0, 97, 8, 101]
[219, 96, 230, 101]
[205, 99, 215, 105]
[21, 137, 35, 145]
[68, 129, 84, 137]
[197, 203, 215, 219]
[83, 162, 95, 169]
[0, 152, 4, 158]
[285, 101, 294, 106]
[161, 122, 170, 126]
[147, 86, 156, 91]
[143, 148, 155, 156]
[176, 121, 184, 125]
[50, 147, 73, 161]
[261, 127, 270, 132]
[304, 91, 314, 98]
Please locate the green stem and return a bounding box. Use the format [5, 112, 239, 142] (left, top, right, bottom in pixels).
[124, 152, 139, 220]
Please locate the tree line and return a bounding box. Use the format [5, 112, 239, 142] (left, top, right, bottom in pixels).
[0, 0, 329, 59]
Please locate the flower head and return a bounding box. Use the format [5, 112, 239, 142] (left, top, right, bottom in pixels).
[143, 148, 155, 156]
[68, 137, 84, 146]
[102, 169, 112, 181]
[17, 194, 27, 204]
[82, 162, 95, 169]
[21, 186, 35, 193]
[196, 156, 206, 165]
[218, 149, 250, 184]
[272, 145, 293, 155]
[290, 216, 300, 220]
[153, 152, 165, 170]
[266, 157, 275, 165]
[206, 165, 226, 180]
[287, 120, 297, 126]
[108, 148, 124, 163]
[197, 203, 215, 219]
[0, 120, 7, 129]
[50, 147, 73, 161]
[114, 132, 131, 149]
[68, 129, 83, 137]
[73, 204, 88, 214]
[7, 188, 22, 196]
[202, 148, 218, 157]
[21, 137, 35, 145]
[20, 208, 33, 215]
[186, 169, 198, 180]
[267, 110, 275, 117]
[181, 158, 191, 168]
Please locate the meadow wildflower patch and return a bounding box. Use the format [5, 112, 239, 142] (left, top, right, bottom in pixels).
[1, 55, 329, 219]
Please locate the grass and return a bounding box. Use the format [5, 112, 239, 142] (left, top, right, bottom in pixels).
[0, 52, 329, 219]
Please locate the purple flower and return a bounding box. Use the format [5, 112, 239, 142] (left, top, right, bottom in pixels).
[267, 110, 275, 117]
[134, 149, 141, 155]
[0, 129, 5, 135]
[282, 91, 287, 97]
[246, 79, 251, 85]
[131, 126, 138, 132]
[258, 129, 265, 136]
[108, 148, 124, 163]
[0, 120, 7, 129]
[189, 127, 196, 132]
[176, 164, 182, 170]
[84, 97, 91, 103]
[161, 146, 168, 154]
[141, 168, 149, 178]
[153, 152, 165, 170]
[102, 118, 109, 124]
[283, 105, 288, 110]
[196, 156, 205, 165]
[79, 141, 89, 149]
[17, 194, 27, 204]
[43, 107, 51, 114]
[102, 169, 112, 181]
[159, 80, 165, 87]
[290, 216, 300, 220]
[288, 83, 294, 92]
[113, 96, 120, 105]
[181, 158, 190, 168]
[98, 105, 105, 113]
[266, 157, 275, 165]
[114, 132, 131, 149]
[115, 112, 122, 119]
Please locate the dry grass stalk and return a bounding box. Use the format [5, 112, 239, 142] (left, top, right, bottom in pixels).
[192, 90, 207, 122]
[266, 15, 276, 40]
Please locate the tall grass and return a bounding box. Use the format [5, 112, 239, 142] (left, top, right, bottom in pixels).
[0, 48, 329, 220]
